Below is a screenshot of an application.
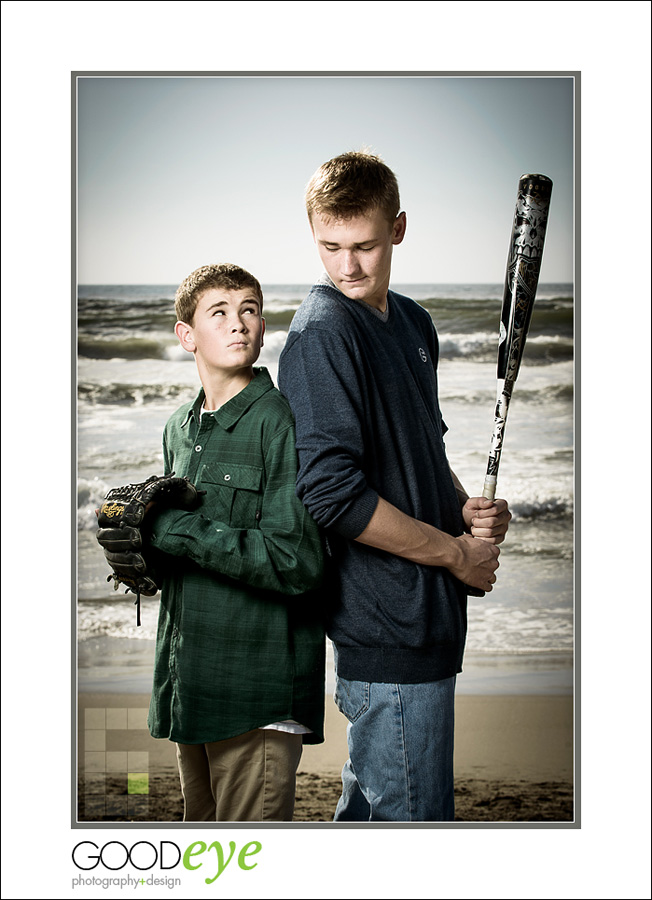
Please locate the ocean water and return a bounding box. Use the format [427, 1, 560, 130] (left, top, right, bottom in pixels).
[77, 283, 574, 691]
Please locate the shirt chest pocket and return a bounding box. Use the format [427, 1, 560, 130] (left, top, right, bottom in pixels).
[200, 461, 264, 529]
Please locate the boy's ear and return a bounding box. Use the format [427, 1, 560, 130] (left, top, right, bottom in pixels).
[175, 320, 196, 353]
[392, 211, 407, 246]
[260, 316, 265, 348]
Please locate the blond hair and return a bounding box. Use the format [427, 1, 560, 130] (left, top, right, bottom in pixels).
[305, 150, 400, 225]
[175, 264, 263, 325]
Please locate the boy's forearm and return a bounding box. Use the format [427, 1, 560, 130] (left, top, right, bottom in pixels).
[355, 496, 461, 569]
[355, 496, 500, 591]
[149, 503, 324, 596]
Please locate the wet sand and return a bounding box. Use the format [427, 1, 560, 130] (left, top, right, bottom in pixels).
[77, 692, 574, 823]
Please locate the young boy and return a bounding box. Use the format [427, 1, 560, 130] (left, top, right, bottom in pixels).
[145, 263, 325, 822]
[278, 152, 511, 821]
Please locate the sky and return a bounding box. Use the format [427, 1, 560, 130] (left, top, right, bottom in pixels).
[77, 74, 574, 285]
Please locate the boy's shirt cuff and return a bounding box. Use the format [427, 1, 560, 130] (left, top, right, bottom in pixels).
[149, 508, 198, 556]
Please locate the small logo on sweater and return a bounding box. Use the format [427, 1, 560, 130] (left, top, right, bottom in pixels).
[418, 347, 428, 363]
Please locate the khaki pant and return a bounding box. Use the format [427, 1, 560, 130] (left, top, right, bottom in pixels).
[176, 729, 303, 822]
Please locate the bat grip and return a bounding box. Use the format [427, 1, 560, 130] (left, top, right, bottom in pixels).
[467, 478, 497, 596]
[483, 475, 497, 501]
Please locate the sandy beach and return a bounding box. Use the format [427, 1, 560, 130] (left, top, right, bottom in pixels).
[77, 691, 574, 824]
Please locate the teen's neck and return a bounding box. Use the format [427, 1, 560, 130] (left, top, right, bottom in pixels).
[199, 365, 254, 410]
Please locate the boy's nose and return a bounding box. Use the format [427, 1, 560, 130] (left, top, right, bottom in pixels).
[341, 251, 359, 275]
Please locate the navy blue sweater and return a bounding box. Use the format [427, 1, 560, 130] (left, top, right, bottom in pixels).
[278, 278, 467, 683]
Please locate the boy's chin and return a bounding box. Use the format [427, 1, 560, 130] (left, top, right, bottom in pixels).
[201, 358, 259, 378]
[340, 287, 367, 303]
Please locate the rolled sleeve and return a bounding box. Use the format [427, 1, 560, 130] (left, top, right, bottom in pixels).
[279, 327, 379, 539]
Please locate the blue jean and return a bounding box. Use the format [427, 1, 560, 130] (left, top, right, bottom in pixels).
[333, 670, 456, 822]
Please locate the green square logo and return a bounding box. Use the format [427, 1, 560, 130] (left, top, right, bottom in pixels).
[127, 773, 149, 795]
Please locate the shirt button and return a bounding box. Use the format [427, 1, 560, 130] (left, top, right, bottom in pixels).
[194, 445, 202, 452]
[224, 474, 231, 481]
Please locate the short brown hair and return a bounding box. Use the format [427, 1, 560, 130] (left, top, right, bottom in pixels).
[175, 263, 263, 325]
[305, 150, 401, 225]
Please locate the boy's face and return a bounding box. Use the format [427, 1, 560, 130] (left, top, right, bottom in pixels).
[311, 206, 406, 311]
[176, 287, 265, 375]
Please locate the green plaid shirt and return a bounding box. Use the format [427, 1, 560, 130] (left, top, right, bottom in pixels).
[147, 368, 325, 744]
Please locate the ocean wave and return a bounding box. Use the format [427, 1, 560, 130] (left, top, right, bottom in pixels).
[78, 336, 175, 360]
[466, 603, 573, 653]
[464, 648, 574, 656]
[78, 381, 192, 406]
[510, 496, 573, 520]
[422, 296, 573, 338]
[78, 599, 159, 641]
[259, 308, 298, 327]
[78, 290, 573, 353]
[78, 373, 572, 412]
[444, 382, 573, 404]
[78, 477, 113, 530]
[438, 332, 573, 363]
[259, 330, 288, 358]
[438, 332, 497, 358]
[78, 440, 165, 480]
[511, 544, 574, 561]
[78, 332, 572, 364]
[515, 334, 574, 363]
[516, 382, 574, 403]
[164, 344, 194, 361]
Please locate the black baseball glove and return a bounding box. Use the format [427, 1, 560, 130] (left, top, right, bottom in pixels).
[96, 474, 202, 624]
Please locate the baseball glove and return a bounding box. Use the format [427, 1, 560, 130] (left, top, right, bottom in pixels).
[96, 473, 202, 624]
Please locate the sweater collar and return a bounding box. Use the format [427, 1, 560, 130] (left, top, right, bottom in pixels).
[317, 272, 391, 323]
[181, 367, 275, 431]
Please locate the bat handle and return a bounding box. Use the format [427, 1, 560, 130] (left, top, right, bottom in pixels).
[466, 483, 494, 597]
[483, 475, 497, 501]
[465, 485, 493, 595]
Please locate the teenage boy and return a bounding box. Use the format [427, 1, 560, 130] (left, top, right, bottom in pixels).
[278, 152, 511, 822]
[145, 263, 325, 822]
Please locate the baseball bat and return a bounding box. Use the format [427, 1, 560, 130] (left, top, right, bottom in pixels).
[482, 174, 553, 500]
